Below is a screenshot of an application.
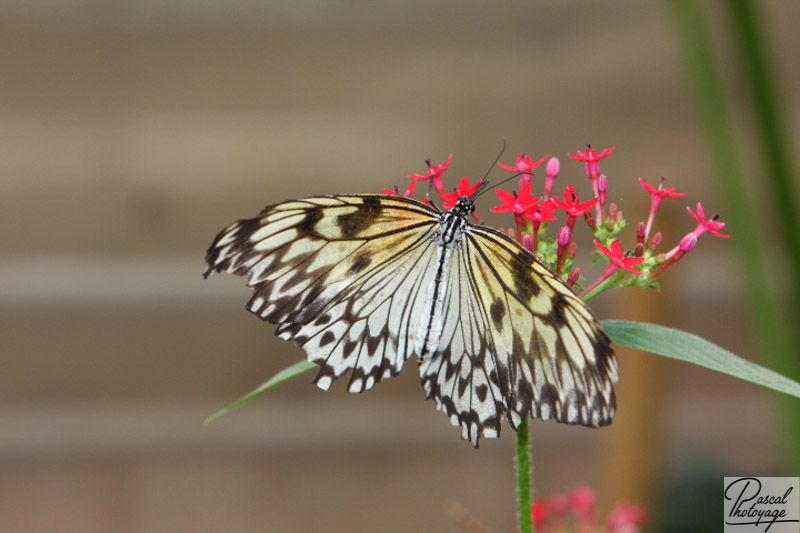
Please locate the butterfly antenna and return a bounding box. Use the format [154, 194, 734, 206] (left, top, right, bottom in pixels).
[473, 137, 507, 195]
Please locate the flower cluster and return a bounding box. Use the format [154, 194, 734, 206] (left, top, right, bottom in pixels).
[529, 483, 646, 533]
[386, 145, 729, 300]
[446, 483, 646, 533]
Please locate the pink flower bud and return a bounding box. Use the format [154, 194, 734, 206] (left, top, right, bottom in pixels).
[598, 175, 608, 221]
[556, 226, 574, 273]
[597, 174, 608, 193]
[651, 233, 696, 279]
[522, 233, 535, 252]
[543, 157, 560, 200]
[679, 232, 697, 252]
[567, 268, 580, 287]
[567, 242, 577, 259]
[546, 157, 560, 180]
[608, 202, 618, 219]
[558, 226, 572, 247]
[584, 210, 596, 230]
[636, 222, 646, 244]
[650, 232, 663, 250]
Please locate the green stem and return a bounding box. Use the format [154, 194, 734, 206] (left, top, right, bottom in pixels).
[517, 417, 532, 533]
[669, 0, 800, 469]
[580, 268, 629, 302]
[723, 0, 800, 311]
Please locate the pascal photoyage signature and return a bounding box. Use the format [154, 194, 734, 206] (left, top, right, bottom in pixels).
[725, 478, 798, 531]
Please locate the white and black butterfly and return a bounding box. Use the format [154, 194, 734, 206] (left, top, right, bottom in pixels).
[204, 191, 618, 446]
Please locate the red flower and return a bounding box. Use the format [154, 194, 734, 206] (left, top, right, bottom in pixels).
[530, 499, 549, 528]
[607, 502, 647, 533]
[382, 188, 400, 195]
[523, 198, 558, 224]
[568, 145, 616, 164]
[570, 483, 597, 520]
[594, 239, 645, 274]
[552, 184, 599, 219]
[687, 202, 730, 238]
[440, 176, 482, 210]
[405, 154, 452, 197]
[639, 178, 687, 242]
[569, 144, 615, 179]
[548, 491, 570, 514]
[427, 154, 452, 196]
[638, 177, 687, 201]
[498, 153, 550, 174]
[427, 154, 452, 178]
[490, 186, 541, 215]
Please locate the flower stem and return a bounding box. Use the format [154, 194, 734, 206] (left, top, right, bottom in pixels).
[517, 417, 532, 533]
[578, 265, 618, 301]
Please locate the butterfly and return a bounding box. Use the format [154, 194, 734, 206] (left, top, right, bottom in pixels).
[204, 190, 618, 446]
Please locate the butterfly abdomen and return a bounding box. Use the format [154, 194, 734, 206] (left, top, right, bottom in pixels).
[415, 244, 453, 359]
[414, 212, 469, 359]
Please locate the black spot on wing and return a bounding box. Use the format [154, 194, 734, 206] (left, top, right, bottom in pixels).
[296, 207, 324, 236]
[550, 296, 568, 325]
[489, 299, 505, 332]
[319, 331, 336, 346]
[510, 252, 541, 302]
[539, 383, 559, 405]
[349, 255, 372, 274]
[475, 384, 488, 402]
[338, 197, 384, 238]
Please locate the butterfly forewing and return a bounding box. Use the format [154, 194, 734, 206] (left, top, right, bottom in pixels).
[205, 195, 440, 391]
[205, 193, 618, 446]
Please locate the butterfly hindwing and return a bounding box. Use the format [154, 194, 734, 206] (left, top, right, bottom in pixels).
[418, 235, 507, 444]
[471, 225, 616, 426]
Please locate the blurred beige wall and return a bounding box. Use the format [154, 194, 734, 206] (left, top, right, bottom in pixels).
[1, 1, 798, 532]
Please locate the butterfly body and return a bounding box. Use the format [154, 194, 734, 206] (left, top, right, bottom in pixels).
[416, 197, 473, 359]
[205, 193, 618, 446]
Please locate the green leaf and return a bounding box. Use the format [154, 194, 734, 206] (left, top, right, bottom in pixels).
[204, 360, 318, 425]
[602, 320, 800, 399]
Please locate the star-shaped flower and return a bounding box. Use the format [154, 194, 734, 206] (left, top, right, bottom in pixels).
[490, 185, 541, 215]
[551, 184, 599, 218]
[569, 145, 616, 164]
[522, 199, 557, 226]
[440, 176, 482, 210]
[497, 153, 550, 174]
[639, 178, 688, 201]
[638, 177, 688, 240]
[687, 202, 729, 238]
[569, 145, 615, 179]
[404, 154, 452, 197]
[594, 239, 644, 274]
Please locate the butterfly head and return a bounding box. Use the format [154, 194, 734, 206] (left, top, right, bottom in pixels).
[450, 195, 476, 217]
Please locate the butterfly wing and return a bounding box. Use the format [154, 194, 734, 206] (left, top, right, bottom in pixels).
[204, 194, 440, 392]
[420, 223, 618, 446]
